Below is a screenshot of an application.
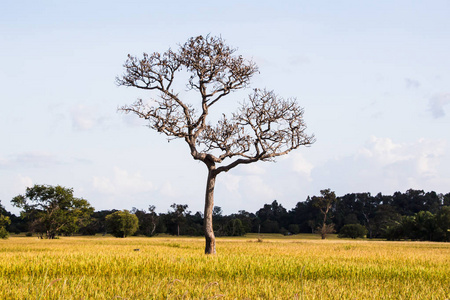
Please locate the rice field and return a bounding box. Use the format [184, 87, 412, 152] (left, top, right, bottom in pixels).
[0, 234, 449, 299]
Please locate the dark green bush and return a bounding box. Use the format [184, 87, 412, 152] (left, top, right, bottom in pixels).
[225, 219, 246, 236]
[0, 227, 9, 239]
[288, 224, 300, 234]
[338, 224, 367, 239]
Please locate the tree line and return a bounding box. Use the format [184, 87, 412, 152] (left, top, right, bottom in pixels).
[1, 184, 449, 242]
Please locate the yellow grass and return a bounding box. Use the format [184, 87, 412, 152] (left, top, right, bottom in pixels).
[0, 235, 449, 299]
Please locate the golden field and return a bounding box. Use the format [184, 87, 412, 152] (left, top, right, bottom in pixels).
[0, 234, 449, 299]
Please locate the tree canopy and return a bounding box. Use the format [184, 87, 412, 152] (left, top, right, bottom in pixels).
[0, 202, 10, 239]
[105, 210, 139, 238]
[11, 184, 93, 239]
[117, 35, 314, 254]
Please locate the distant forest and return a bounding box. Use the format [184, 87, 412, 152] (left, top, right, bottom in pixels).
[2, 189, 450, 242]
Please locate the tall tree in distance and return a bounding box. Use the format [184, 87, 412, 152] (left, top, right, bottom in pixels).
[147, 205, 159, 237]
[117, 35, 315, 254]
[170, 203, 190, 236]
[312, 189, 336, 239]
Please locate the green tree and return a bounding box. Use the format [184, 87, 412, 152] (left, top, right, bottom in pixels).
[105, 210, 139, 238]
[412, 210, 437, 241]
[225, 218, 245, 236]
[385, 209, 448, 242]
[117, 35, 315, 254]
[435, 206, 450, 242]
[338, 224, 368, 239]
[372, 203, 401, 238]
[288, 224, 300, 234]
[256, 200, 289, 232]
[131, 205, 159, 237]
[443, 193, 450, 206]
[0, 213, 11, 239]
[170, 203, 190, 236]
[11, 185, 93, 239]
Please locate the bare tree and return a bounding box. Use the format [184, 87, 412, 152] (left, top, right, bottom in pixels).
[148, 205, 158, 236]
[117, 35, 315, 254]
[312, 189, 336, 239]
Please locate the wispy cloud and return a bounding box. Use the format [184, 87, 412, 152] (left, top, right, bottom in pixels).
[13, 175, 34, 192]
[429, 93, 450, 118]
[70, 104, 106, 130]
[359, 136, 445, 178]
[0, 152, 61, 169]
[92, 166, 155, 195]
[290, 152, 314, 179]
[311, 136, 448, 195]
[405, 78, 420, 89]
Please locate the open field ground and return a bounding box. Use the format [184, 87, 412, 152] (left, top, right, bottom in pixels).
[0, 234, 449, 299]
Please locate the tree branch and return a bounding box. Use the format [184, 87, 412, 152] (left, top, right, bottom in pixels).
[117, 35, 314, 173]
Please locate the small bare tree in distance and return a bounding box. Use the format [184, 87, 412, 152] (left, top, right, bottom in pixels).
[312, 189, 336, 239]
[117, 35, 315, 254]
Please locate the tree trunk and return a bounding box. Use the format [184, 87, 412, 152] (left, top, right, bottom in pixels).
[362, 212, 372, 239]
[321, 214, 327, 239]
[204, 169, 216, 254]
[151, 222, 156, 236]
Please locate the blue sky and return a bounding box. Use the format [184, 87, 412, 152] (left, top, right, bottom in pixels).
[1, 1, 449, 215]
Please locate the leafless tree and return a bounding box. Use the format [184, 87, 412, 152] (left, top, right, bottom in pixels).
[312, 189, 336, 239]
[148, 205, 158, 236]
[117, 35, 315, 254]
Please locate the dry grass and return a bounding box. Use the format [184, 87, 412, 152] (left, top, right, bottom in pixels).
[0, 234, 449, 299]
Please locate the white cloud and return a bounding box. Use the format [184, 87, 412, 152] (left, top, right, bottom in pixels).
[0, 175, 34, 214]
[359, 136, 445, 177]
[358, 136, 413, 165]
[242, 175, 277, 201]
[222, 173, 241, 193]
[238, 163, 267, 175]
[71, 104, 106, 130]
[429, 94, 450, 118]
[159, 181, 179, 198]
[92, 176, 115, 194]
[215, 173, 279, 213]
[19, 175, 33, 187]
[0, 156, 7, 168]
[312, 136, 449, 195]
[290, 152, 314, 178]
[13, 175, 34, 193]
[92, 166, 154, 195]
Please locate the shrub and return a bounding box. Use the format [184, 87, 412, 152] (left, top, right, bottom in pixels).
[280, 227, 289, 236]
[0, 227, 9, 239]
[338, 224, 367, 239]
[288, 224, 300, 234]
